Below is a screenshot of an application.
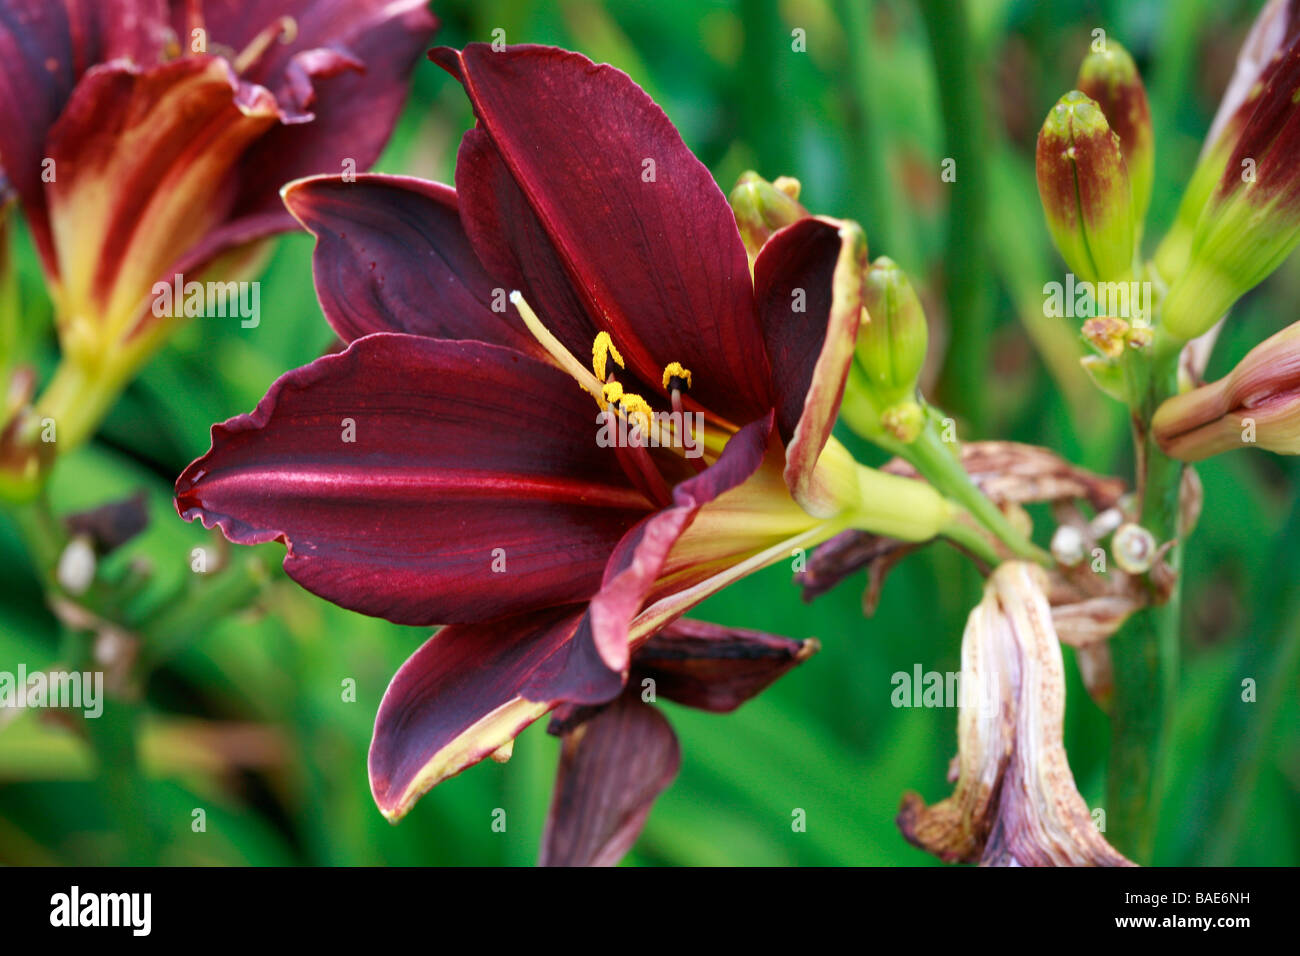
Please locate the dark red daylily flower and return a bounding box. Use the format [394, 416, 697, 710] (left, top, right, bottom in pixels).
[0, 0, 435, 420]
[175, 44, 958, 823]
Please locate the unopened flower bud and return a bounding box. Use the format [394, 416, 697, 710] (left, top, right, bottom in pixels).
[729, 171, 809, 261]
[880, 400, 925, 443]
[1077, 40, 1154, 234]
[1051, 524, 1087, 566]
[56, 534, 97, 595]
[1153, 318, 1300, 460]
[1088, 506, 1124, 540]
[1156, 1, 1300, 281]
[1111, 522, 1156, 574]
[1036, 91, 1135, 283]
[855, 256, 929, 411]
[1161, 35, 1300, 340]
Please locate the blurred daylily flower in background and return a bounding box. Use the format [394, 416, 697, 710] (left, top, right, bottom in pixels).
[0, 0, 436, 486]
[174, 43, 973, 844]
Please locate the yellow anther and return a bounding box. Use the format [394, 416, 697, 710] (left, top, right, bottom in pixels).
[592, 331, 625, 382]
[620, 393, 654, 432]
[601, 381, 625, 410]
[600, 381, 652, 431]
[661, 362, 693, 390]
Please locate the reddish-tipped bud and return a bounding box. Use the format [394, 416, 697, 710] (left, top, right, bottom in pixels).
[1157, 0, 1300, 281]
[1077, 41, 1154, 234]
[1153, 319, 1300, 459]
[1036, 91, 1135, 283]
[1161, 34, 1300, 340]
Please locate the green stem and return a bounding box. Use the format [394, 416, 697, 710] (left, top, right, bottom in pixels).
[35, 357, 127, 459]
[1106, 349, 1183, 863]
[136, 550, 269, 670]
[7, 490, 66, 584]
[837, 0, 919, 269]
[81, 698, 158, 864]
[940, 515, 1003, 566]
[889, 420, 1051, 564]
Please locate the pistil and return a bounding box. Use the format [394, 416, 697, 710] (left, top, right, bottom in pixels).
[232, 17, 299, 75]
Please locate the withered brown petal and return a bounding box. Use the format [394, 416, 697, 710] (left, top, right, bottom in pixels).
[896, 562, 1135, 867]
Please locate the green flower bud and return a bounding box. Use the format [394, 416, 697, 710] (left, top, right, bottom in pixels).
[854, 256, 928, 411]
[1077, 40, 1154, 236]
[1160, 36, 1300, 341]
[729, 171, 809, 262]
[1035, 91, 1135, 283]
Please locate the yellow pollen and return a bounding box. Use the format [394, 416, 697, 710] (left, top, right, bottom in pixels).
[601, 381, 625, 409]
[619, 393, 654, 432]
[661, 362, 693, 390]
[592, 331, 625, 382]
[510, 294, 694, 444]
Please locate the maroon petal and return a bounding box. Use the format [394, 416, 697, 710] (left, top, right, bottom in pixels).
[0, 0, 169, 272]
[631, 617, 819, 713]
[455, 129, 609, 372]
[282, 174, 542, 353]
[191, 0, 435, 225]
[434, 43, 771, 423]
[587, 413, 774, 674]
[755, 216, 867, 515]
[368, 606, 585, 821]
[539, 690, 680, 867]
[175, 334, 651, 626]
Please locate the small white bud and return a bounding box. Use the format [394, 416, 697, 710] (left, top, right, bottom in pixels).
[1050, 525, 1086, 566]
[1111, 522, 1156, 574]
[56, 535, 96, 595]
[1088, 507, 1124, 540]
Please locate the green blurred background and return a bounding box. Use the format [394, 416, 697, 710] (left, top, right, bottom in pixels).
[1, 0, 1296, 865]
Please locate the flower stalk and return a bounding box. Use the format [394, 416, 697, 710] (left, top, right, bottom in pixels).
[1107, 348, 1183, 863]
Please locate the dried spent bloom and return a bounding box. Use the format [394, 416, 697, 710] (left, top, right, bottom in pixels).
[1153, 318, 1300, 459]
[1035, 90, 1135, 283]
[897, 562, 1135, 866]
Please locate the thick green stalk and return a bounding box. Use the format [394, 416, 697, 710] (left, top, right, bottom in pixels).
[1106, 349, 1183, 863]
